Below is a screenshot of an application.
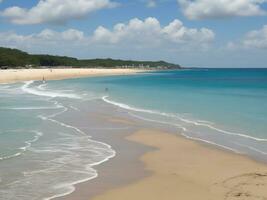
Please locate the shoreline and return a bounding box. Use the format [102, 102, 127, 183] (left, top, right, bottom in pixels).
[54, 107, 153, 200]
[1, 71, 267, 200]
[92, 129, 267, 200]
[0, 68, 147, 84]
[54, 99, 267, 200]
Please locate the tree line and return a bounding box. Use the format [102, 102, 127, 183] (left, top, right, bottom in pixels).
[0, 47, 181, 69]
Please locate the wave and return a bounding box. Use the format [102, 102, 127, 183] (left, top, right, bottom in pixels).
[69, 105, 80, 111]
[0, 131, 43, 161]
[234, 142, 267, 155]
[0, 106, 63, 110]
[128, 111, 243, 154]
[180, 132, 242, 154]
[21, 81, 81, 99]
[0, 80, 117, 200]
[34, 98, 115, 200]
[102, 96, 267, 150]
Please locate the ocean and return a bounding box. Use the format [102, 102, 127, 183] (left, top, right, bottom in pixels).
[0, 68, 267, 199]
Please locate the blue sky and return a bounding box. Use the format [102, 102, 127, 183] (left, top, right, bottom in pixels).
[0, 0, 267, 68]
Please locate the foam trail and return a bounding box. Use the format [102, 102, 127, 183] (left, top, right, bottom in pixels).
[21, 81, 81, 99]
[234, 142, 267, 155]
[0, 80, 116, 200]
[128, 112, 187, 131]
[180, 133, 242, 154]
[0, 106, 62, 110]
[0, 131, 43, 161]
[102, 96, 267, 142]
[69, 105, 80, 111]
[35, 99, 116, 200]
[128, 111, 244, 154]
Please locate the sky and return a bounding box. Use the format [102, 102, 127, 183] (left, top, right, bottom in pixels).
[0, 0, 267, 68]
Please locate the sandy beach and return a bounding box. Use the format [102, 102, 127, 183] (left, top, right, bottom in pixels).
[1, 69, 267, 200]
[92, 129, 267, 200]
[0, 68, 146, 84]
[1, 1, 266, 199]
[54, 101, 267, 200]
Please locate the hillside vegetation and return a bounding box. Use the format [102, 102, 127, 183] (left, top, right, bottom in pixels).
[0, 47, 181, 69]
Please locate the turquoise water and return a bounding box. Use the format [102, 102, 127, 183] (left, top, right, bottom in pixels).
[0, 81, 115, 200]
[63, 69, 267, 137]
[1, 68, 267, 199]
[61, 68, 267, 156]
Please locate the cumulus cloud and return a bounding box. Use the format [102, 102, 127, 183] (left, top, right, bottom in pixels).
[228, 25, 267, 49]
[0, 17, 215, 57]
[242, 25, 267, 49]
[178, 0, 267, 20]
[0, 29, 86, 49]
[1, 0, 119, 25]
[91, 17, 215, 49]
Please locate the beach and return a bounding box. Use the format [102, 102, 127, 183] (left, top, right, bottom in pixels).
[92, 129, 267, 200]
[0, 69, 267, 200]
[0, 68, 146, 84]
[1, 0, 266, 199]
[54, 103, 267, 200]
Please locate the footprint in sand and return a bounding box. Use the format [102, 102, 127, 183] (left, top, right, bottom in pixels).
[221, 173, 267, 200]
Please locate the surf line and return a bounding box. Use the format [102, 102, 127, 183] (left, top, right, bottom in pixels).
[20, 81, 116, 200]
[102, 96, 267, 142]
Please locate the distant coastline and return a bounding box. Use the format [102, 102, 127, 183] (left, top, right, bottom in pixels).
[0, 68, 148, 84]
[0, 47, 181, 70]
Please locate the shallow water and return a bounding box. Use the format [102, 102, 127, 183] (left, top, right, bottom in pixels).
[0, 81, 115, 200]
[56, 68, 267, 160]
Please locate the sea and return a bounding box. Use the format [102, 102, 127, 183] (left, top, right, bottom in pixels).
[0, 68, 267, 200]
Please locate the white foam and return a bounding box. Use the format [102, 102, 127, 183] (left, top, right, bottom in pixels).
[234, 142, 267, 155]
[0, 131, 43, 161]
[128, 111, 245, 154]
[21, 81, 81, 99]
[69, 105, 80, 111]
[87, 127, 130, 130]
[128, 112, 187, 131]
[20, 131, 43, 151]
[0, 82, 116, 200]
[102, 96, 267, 142]
[0, 106, 62, 110]
[33, 100, 116, 200]
[43, 173, 98, 200]
[0, 152, 23, 161]
[181, 133, 242, 154]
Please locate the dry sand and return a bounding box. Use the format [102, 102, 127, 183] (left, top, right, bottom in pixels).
[0, 68, 146, 83]
[92, 129, 267, 200]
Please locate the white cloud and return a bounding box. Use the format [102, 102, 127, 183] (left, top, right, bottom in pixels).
[178, 0, 267, 20]
[242, 25, 267, 49]
[0, 18, 215, 59]
[1, 0, 119, 25]
[38, 29, 85, 41]
[91, 17, 215, 49]
[0, 17, 214, 48]
[0, 29, 85, 48]
[227, 25, 267, 50]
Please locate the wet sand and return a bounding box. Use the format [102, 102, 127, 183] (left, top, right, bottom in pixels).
[93, 129, 267, 200]
[55, 102, 153, 200]
[56, 100, 267, 200]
